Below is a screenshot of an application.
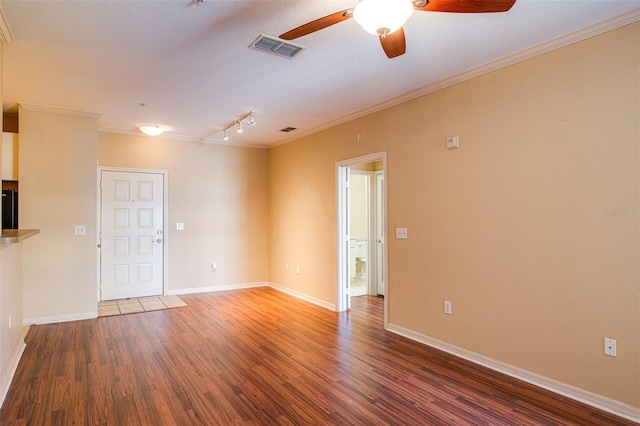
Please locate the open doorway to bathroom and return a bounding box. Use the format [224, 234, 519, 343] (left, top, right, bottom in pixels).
[336, 152, 388, 328]
[349, 166, 384, 298]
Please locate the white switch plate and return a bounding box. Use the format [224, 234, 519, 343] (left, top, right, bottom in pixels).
[396, 227, 408, 239]
[444, 301, 452, 315]
[74, 225, 86, 235]
[176, 222, 185, 231]
[604, 338, 617, 357]
[447, 135, 459, 150]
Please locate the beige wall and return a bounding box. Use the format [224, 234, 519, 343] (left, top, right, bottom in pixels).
[0, 42, 31, 406]
[98, 133, 269, 291]
[268, 22, 639, 408]
[0, 242, 23, 405]
[20, 106, 99, 322]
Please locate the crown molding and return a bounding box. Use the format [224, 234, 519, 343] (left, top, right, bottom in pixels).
[0, 8, 14, 44]
[269, 8, 640, 149]
[98, 127, 268, 150]
[19, 103, 102, 120]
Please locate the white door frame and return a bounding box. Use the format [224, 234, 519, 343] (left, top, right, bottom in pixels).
[374, 171, 384, 296]
[96, 166, 169, 301]
[336, 152, 388, 328]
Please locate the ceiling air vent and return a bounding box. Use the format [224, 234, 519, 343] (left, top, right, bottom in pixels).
[249, 34, 305, 59]
[280, 127, 297, 133]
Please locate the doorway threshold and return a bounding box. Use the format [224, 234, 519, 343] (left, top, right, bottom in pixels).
[98, 295, 187, 317]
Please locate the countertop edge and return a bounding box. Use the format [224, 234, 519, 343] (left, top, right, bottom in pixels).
[0, 229, 40, 244]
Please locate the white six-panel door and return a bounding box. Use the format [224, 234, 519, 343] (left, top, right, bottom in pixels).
[100, 170, 164, 301]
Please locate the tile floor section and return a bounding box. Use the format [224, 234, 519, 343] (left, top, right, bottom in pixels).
[98, 295, 188, 317]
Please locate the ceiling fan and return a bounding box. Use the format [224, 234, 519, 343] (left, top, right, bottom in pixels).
[280, 0, 516, 59]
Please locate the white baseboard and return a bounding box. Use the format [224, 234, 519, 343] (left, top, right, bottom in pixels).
[387, 323, 640, 423]
[268, 282, 336, 311]
[166, 282, 269, 295]
[0, 340, 25, 409]
[24, 311, 97, 326]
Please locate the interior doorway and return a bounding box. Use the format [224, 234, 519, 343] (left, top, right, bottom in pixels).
[336, 152, 388, 327]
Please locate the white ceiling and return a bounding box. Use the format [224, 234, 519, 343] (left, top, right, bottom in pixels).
[1, 0, 638, 147]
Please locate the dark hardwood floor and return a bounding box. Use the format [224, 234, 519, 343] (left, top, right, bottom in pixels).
[0, 287, 635, 425]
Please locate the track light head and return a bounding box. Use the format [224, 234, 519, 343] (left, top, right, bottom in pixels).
[223, 129, 229, 141]
[236, 121, 243, 133]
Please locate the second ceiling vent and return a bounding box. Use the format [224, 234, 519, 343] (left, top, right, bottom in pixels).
[249, 34, 305, 59]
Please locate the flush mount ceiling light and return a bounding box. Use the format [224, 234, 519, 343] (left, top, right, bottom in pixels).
[137, 124, 165, 136]
[353, 0, 414, 38]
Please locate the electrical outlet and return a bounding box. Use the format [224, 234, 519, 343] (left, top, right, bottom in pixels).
[74, 225, 86, 235]
[604, 338, 617, 357]
[444, 301, 452, 315]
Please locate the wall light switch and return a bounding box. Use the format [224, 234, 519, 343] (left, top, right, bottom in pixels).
[176, 222, 185, 231]
[395, 227, 408, 239]
[447, 136, 459, 150]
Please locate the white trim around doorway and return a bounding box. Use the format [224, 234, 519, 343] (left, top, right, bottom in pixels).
[96, 167, 169, 302]
[335, 152, 388, 328]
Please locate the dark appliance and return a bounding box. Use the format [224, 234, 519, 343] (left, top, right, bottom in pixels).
[2, 189, 18, 229]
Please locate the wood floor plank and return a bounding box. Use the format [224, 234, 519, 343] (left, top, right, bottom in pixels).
[0, 287, 636, 425]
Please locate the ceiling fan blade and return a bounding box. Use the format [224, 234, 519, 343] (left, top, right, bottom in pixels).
[380, 28, 406, 59]
[280, 9, 353, 40]
[416, 0, 516, 13]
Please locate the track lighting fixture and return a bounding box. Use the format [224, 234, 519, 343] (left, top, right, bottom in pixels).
[219, 111, 256, 141]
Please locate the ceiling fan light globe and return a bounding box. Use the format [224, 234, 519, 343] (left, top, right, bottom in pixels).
[353, 0, 414, 36]
[137, 124, 165, 136]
